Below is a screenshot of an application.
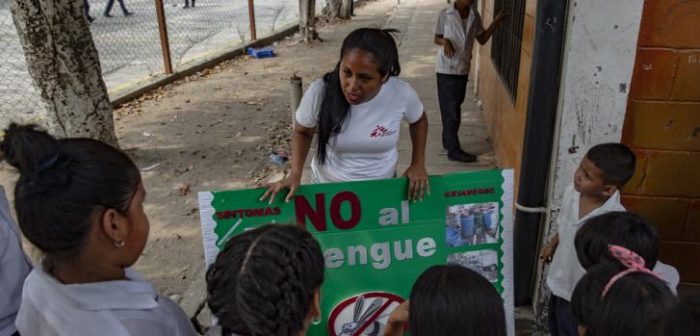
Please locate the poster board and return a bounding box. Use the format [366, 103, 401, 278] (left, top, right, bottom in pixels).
[199, 169, 514, 335]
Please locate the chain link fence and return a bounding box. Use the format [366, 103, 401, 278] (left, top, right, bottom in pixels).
[0, 0, 331, 129]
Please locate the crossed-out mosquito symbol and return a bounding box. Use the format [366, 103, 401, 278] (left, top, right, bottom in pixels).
[328, 292, 404, 336]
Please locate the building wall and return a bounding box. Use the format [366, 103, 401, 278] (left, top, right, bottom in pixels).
[621, 0, 700, 290]
[476, 0, 537, 189]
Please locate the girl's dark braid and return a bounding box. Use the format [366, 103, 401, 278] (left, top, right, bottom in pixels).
[206, 225, 324, 336]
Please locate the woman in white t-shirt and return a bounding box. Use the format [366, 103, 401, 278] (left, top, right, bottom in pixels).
[262, 28, 429, 202]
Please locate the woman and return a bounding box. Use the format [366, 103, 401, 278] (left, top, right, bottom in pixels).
[262, 28, 429, 203]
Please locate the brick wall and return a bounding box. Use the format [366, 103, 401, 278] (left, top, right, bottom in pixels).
[477, 0, 536, 191]
[621, 0, 700, 290]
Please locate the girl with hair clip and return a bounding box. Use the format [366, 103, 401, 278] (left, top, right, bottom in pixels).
[261, 28, 429, 204]
[206, 224, 325, 336]
[574, 211, 680, 294]
[1, 124, 196, 336]
[383, 265, 506, 336]
[570, 245, 676, 336]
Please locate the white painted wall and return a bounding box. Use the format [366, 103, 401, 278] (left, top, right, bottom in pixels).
[532, 0, 644, 321]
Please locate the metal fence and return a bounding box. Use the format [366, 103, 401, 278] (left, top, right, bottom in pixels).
[0, 0, 329, 128]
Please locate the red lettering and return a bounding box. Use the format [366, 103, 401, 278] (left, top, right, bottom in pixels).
[215, 211, 226, 219]
[330, 191, 361, 230]
[253, 208, 264, 217]
[295, 194, 326, 231]
[273, 207, 281, 215]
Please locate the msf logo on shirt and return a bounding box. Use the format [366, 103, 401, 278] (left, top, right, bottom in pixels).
[370, 125, 396, 138]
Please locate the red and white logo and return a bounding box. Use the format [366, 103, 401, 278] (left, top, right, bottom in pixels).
[328, 292, 404, 336]
[370, 125, 396, 138]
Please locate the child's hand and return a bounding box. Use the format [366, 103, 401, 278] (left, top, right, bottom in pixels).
[384, 301, 410, 336]
[495, 9, 509, 22]
[539, 242, 556, 263]
[443, 38, 455, 58]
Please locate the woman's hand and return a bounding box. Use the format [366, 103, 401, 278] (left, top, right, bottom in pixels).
[384, 301, 410, 336]
[402, 164, 430, 201]
[259, 172, 302, 204]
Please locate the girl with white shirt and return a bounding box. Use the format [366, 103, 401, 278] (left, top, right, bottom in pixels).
[261, 28, 429, 203]
[0, 124, 196, 336]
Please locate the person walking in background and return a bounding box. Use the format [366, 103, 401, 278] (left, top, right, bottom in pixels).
[83, 0, 95, 23]
[104, 0, 133, 17]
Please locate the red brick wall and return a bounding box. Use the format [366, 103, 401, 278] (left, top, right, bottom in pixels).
[621, 0, 700, 289]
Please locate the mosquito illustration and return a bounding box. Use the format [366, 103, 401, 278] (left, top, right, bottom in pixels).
[339, 295, 385, 336]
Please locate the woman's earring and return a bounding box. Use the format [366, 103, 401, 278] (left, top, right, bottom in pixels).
[114, 240, 125, 247]
[311, 315, 322, 325]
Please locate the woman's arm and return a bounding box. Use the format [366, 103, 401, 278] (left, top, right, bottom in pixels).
[260, 123, 315, 203]
[403, 113, 429, 201]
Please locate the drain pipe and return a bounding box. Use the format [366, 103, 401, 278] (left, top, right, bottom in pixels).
[513, 0, 568, 306]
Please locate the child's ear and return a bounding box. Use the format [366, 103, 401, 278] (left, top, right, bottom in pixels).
[100, 209, 129, 245]
[311, 288, 321, 317]
[602, 184, 618, 197]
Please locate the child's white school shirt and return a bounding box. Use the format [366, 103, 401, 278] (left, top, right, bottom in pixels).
[433, 4, 484, 75]
[546, 185, 625, 301]
[296, 77, 424, 183]
[654, 260, 680, 295]
[16, 266, 197, 336]
[0, 185, 31, 336]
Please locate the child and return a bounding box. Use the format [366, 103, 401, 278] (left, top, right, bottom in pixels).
[206, 224, 324, 336]
[0, 183, 32, 336]
[660, 294, 700, 336]
[434, 0, 507, 162]
[384, 264, 506, 336]
[575, 211, 680, 294]
[1, 124, 196, 336]
[539, 143, 636, 336]
[570, 245, 675, 336]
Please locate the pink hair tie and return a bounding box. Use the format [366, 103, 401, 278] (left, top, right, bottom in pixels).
[601, 245, 662, 297]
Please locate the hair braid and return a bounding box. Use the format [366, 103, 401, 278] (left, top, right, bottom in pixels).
[207, 225, 324, 336]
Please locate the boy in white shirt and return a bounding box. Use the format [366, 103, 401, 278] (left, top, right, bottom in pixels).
[539, 143, 636, 336]
[434, 0, 506, 162]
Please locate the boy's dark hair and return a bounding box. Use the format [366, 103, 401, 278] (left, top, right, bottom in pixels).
[585, 143, 636, 188]
[661, 294, 700, 336]
[575, 212, 659, 270]
[206, 224, 324, 336]
[571, 262, 675, 336]
[316, 28, 401, 164]
[0, 123, 141, 265]
[409, 264, 506, 336]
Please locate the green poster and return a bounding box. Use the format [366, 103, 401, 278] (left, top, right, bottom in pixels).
[199, 169, 514, 336]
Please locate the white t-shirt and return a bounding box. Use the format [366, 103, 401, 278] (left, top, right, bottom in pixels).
[296, 77, 424, 183]
[434, 4, 484, 75]
[546, 185, 626, 301]
[654, 261, 680, 295]
[16, 267, 197, 336]
[0, 185, 31, 336]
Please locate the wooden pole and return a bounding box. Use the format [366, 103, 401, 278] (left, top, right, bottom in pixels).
[248, 0, 257, 41]
[154, 0, 173, 74]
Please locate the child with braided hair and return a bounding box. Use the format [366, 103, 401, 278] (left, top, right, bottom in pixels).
[570, 245, 676, 336]
[206, 224, 324, 336]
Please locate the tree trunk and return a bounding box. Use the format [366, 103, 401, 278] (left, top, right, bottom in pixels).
[299, 0, 319, 42]
[326, 0, 351, 19]
[11, 0, 119, 147]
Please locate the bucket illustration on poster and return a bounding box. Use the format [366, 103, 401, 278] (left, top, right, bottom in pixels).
[328, 292, 404, 336]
